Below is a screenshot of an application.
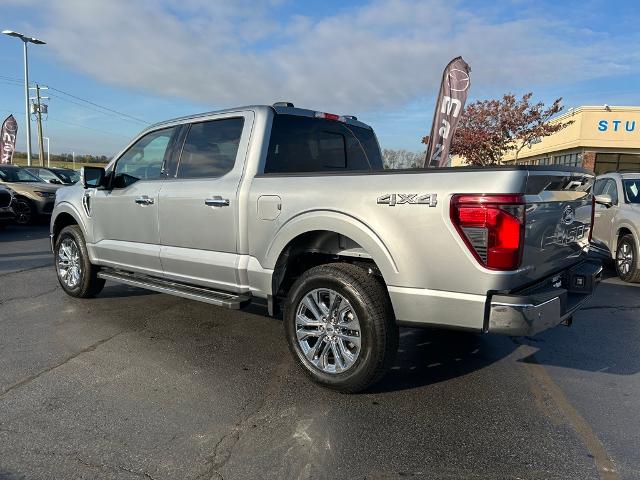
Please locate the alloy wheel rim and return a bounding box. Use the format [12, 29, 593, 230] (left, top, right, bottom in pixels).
[617, 243, 633, 275]
[57, 238, 82, 288]
[14, 201, 31, 225]
[295, 288, 362, 374]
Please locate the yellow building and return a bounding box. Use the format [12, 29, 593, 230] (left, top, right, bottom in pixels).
[454, 106, 640, 173]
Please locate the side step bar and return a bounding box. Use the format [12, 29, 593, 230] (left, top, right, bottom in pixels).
[97, 269, 252, 310]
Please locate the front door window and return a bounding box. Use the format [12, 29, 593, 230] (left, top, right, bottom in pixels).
[113, 127, 177, 188]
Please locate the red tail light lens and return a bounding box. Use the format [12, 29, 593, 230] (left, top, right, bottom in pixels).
[451, 194, 525, 270]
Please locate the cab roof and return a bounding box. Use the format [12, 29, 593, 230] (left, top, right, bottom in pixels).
[146, 104, 373, 132]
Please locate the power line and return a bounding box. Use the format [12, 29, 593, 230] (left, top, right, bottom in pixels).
[0, 74, 149, 125]
[46, 85, 150, 125]
[48, 117, 131, 138]
[47, 92, 148, 126]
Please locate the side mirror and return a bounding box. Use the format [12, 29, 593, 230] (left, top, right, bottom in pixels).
[49, 179, 62, 185]
[594, 194, 613, 207]
[82, 166, 106, 189]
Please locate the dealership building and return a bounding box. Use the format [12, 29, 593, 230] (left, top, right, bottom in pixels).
[453, 106, 640, 173]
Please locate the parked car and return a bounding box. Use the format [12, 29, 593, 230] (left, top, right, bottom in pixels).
[0, 185, 16, 230]
[0, 165, 62, 225]
[25, 166, 80, 185]
[50, 103, 601, 392]
[592, 172, 640, 282]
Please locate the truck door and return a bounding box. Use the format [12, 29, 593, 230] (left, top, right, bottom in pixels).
[593, 178, 619, 251]
[158, 111, 254, 292]
[91, 126, 180, 275]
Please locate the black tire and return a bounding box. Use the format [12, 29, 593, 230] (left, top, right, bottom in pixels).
[615, 234, 640, 283]
[54, 225, 105, 297]
[14, 197, 34, 225]
[284, 263, 398, 393]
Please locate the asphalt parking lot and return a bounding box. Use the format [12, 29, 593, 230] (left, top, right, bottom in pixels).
[0, 224, 638, 480]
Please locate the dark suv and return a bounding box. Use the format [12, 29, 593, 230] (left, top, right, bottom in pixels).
[0, 186, 16, 230]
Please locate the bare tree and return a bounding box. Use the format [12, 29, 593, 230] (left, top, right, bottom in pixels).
[382, 149, 424, 169]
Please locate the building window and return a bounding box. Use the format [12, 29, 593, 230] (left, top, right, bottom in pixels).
[594, 153, 640, 174]
[552, 153, 580, 167]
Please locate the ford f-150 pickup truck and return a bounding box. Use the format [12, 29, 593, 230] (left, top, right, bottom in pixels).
[50, 103, 601, 392]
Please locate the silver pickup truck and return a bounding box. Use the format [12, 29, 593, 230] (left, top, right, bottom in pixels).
[50, 103, 601, 392]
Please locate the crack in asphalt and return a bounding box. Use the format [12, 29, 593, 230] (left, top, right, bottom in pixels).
[0, 329, 128, 400]
[195, 356, 291, 480]
[75, 455, 158, 480]
[0, 264, 51, 278]
[0, 284, 59, 306]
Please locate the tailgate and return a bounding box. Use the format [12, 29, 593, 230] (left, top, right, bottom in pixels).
[522, 169, 594, 279]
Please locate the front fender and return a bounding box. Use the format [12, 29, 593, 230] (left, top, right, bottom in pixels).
[615, 220, 640, 254]
[263, 209, 399, 284]
[51, 201, 91, 242]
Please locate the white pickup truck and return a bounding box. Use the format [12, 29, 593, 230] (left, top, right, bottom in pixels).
[50, 103, 602, 392]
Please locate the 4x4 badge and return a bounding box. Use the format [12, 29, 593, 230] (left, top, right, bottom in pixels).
[377, 193, 437, 207]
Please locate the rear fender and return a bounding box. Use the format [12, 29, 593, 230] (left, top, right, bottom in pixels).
[264, 210, 399, 284]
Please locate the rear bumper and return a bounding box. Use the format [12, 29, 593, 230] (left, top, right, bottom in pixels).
[487, 260, 602, 336]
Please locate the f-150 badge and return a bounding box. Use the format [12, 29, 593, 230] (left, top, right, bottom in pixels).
[377, 193, 438, 207]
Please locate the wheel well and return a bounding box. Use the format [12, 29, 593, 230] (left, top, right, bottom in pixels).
[617, 227, 633, 242]
[53, 213, 78, 241]
[270, 230, 386, 315]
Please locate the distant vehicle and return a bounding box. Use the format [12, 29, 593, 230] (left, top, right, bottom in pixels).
[25, 167, 80, 185]
[592, 172, 640, 282]
[0, 186, 16, 230]
[0, 165, 62, 225]
[50, 103, 601, 392]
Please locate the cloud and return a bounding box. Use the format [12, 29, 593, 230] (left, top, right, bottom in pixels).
[18, 0, 640, 114]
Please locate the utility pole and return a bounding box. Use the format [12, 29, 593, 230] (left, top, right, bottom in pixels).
[29, 83, 48, 167]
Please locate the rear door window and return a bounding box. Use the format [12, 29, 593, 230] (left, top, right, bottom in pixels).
[176, 118, 245, 179]
[264, 114, 382, 174]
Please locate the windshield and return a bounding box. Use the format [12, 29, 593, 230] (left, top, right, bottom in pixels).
[0, 166, 42, 183]
[54, 169, 80, 184]
[623, 179, 640, 204]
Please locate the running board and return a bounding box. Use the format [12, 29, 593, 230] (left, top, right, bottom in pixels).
[97, 270, 251, 309]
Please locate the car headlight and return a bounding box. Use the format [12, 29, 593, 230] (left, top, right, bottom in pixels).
[34, 191, 55, 198]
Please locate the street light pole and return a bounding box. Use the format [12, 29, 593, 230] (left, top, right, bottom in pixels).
[43, 136, 50, 167]
[2, 30, 46, 167]
[23, 39, 31, 166]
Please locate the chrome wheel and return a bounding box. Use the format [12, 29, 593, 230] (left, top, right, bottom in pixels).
[617, 242, 633, 275]
[57, 237, 82, 288]
[295, 288, 361, 374]
[14, 200, 32, 225]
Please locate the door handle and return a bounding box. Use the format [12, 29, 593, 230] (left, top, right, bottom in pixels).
[135, 195, 154, 206]
[205, 197, 230, 207]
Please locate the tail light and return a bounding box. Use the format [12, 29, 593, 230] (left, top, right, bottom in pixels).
[450, 194, 525, 270]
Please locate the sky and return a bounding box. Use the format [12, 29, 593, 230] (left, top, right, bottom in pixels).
[0, 0, 638, 156]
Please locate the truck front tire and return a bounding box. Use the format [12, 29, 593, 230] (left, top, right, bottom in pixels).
[284, 263, 398, 393]
[54, 225, 105, 298]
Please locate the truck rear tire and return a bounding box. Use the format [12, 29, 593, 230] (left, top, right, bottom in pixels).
[616, 234, 640, 283]
[54, 225, 105, 298]
[284, 263, 398, 393]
